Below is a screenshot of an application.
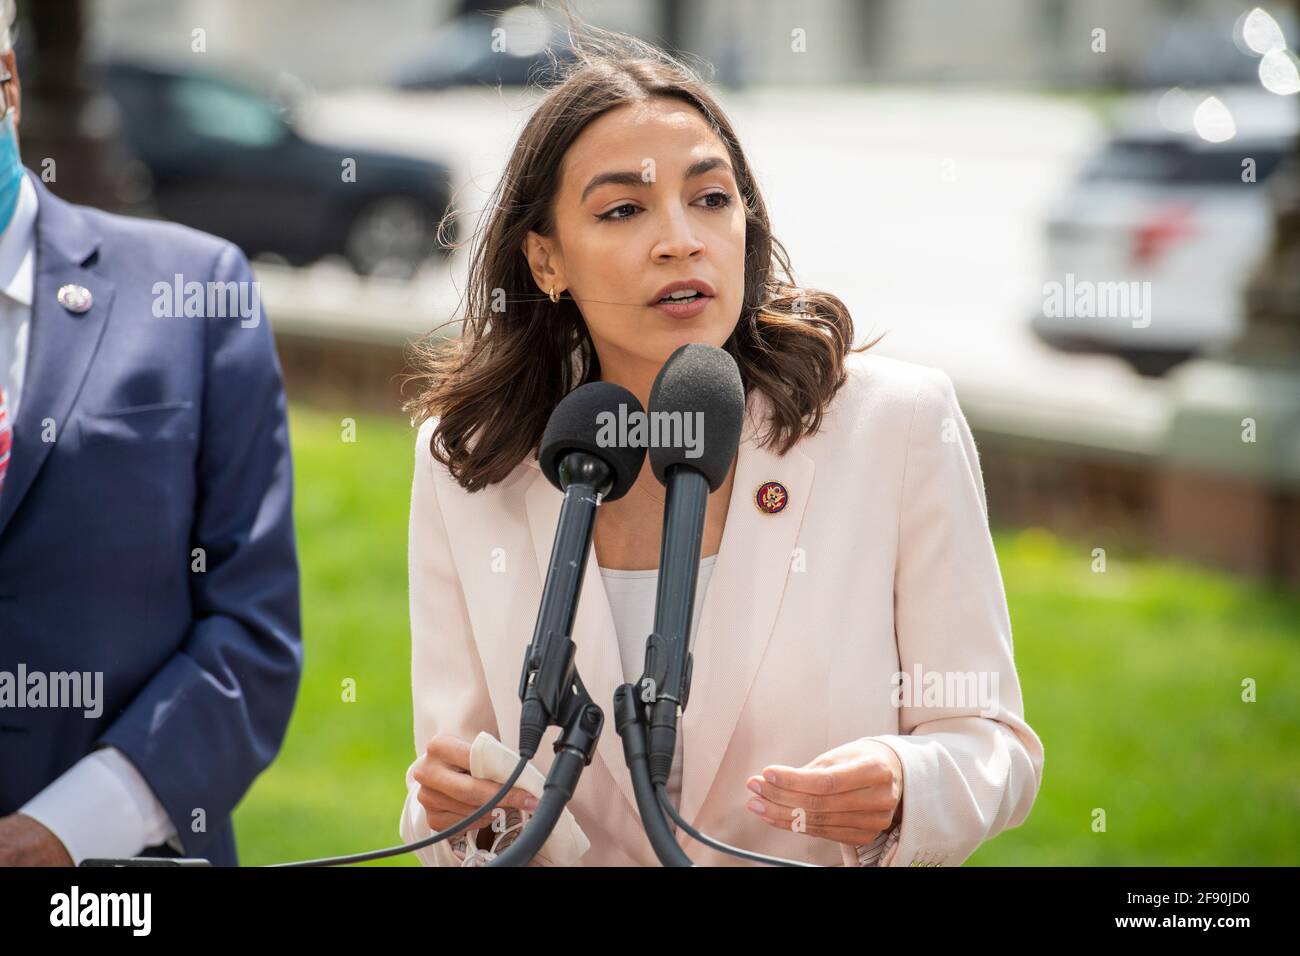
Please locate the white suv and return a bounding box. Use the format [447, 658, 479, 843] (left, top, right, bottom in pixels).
[1031, 87, 1297, 376]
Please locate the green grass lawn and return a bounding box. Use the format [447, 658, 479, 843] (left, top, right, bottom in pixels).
[232, 405, 1300, 866]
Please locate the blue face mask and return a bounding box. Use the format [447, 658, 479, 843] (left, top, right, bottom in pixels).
[0, 107, 23, 233]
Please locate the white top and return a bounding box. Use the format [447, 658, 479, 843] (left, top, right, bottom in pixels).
[598, 553, 717, 834]
[6, 173, 181, 862]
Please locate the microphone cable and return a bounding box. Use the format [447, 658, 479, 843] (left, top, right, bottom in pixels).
[653, 783, 818, 868]
[267, 756, 528, 867]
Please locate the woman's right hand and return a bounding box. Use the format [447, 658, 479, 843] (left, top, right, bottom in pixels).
[412, 734, 539, 836]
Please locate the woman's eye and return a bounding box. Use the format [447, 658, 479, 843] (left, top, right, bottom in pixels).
[597, 203, 640, 223]
[597, 192, 734, 223]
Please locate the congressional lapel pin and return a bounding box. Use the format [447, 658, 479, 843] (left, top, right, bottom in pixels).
[57, 284, 93, 314]
[754, 479, 789, 515]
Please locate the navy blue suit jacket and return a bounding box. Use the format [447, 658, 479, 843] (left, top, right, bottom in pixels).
[0, 171, 302, 866]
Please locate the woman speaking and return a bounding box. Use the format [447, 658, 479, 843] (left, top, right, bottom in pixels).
[398, 23, 1043, 866]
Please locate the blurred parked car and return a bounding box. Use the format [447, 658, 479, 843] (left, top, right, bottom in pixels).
[391, 14, 576, 89]
[98, 60, 457, 277]
[1032, 87, 1297, 376]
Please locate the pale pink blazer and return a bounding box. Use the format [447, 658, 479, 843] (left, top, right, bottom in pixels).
[399, 352, 1044, 866]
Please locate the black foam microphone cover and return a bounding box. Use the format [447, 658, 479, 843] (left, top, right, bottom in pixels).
[648, 344, 745, 490]
[537, 381, 647, 501]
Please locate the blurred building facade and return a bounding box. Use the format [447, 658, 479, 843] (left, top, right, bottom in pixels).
[82, 0, 1278, 90]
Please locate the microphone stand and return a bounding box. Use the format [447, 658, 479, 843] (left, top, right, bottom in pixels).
[614, 462, 710, 867]
[488, 672, 602, 866]
[488, 451, 609, 866]
[613, 685, 692, 866]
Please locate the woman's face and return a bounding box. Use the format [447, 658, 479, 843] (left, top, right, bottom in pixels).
[523, 96, 746, 397]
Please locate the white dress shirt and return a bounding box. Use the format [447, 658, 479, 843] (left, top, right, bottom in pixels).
[0, 171, 35, 423]
[598, 552, 717, 833]
[4, 171, 182, 863]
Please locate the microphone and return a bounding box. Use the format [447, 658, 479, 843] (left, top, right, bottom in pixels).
[643, 344, 744, 785]
[489, 381, 645, 866]
[521, 380, 644, 755]
[615, 344, 743, 866]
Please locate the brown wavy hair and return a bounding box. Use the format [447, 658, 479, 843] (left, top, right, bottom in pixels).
[403, 10, 882, 493]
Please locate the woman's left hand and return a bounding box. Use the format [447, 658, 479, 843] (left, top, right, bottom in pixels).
[745, 738, 903, 846]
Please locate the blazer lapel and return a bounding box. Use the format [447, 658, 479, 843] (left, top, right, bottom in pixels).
[678, 398, 814, 832]
[0, 173, 115, 542]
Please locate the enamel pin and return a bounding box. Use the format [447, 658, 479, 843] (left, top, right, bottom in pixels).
[754, 480, 788, 514]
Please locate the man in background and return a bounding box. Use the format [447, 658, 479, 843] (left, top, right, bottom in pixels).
[0, 3, 302, 866]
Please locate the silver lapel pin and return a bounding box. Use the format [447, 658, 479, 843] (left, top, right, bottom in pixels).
[57, 284, 93, 314]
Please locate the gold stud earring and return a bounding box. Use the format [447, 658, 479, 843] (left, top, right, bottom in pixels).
[549, 286, 560, 304]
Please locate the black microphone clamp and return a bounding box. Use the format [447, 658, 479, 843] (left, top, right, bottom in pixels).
[637, 630, 694, 785]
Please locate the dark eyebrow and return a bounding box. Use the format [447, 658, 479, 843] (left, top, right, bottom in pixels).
[580, 156, 734, 202]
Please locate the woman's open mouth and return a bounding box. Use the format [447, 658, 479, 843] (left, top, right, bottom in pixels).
[652, 292, 712, 318]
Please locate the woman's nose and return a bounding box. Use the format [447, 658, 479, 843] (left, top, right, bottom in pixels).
[651, 203, 706, 260]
